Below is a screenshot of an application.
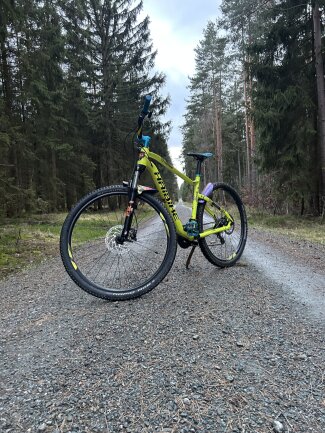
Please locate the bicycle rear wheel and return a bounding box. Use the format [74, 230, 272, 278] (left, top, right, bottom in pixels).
[197, 183, 247, 267]
[60, 185, 177, 300]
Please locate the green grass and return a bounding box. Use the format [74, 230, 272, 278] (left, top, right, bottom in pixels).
[247, 209, 325, 245]
[0, 213, 116, 278]
[69, 214, 120, 244]
[0, 213, 65, 279]
[0, 206, 156, 279]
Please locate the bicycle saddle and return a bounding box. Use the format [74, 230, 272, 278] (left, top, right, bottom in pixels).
[187, 152, 213, 161]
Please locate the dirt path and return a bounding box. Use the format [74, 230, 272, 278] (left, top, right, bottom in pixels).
[244, 227, 325, 320]
[0, 210, 324, 433]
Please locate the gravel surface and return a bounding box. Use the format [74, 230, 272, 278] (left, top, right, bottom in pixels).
[1, 208, 324, 433]
[246, 228, 325, 319]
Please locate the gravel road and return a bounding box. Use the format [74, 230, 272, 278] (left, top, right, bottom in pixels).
[1, 205, 324, 433]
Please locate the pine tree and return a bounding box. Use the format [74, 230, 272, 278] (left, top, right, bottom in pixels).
[221, 0, 275, 202]
[0, 0, 176, 215]
[181, 21, 243, 190]
[250, 1, 319, 214]
[312, 0, 325, 214]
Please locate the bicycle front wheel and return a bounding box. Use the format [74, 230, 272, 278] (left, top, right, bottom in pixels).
[60, 185, 177, 300]
[197, 183, 247, 267]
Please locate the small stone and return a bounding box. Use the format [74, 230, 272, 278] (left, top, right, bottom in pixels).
[225, 375, 234, 382]
[192, 335, 199, 340]
[38, 423, 47, 431]
[295, 353, 307, 361]
[66, 415, 73, 422]
[217, 407, 224, 416]
[236, 341, 244, 347]
[273, 420, 284, 433]
[183, 398, 190, 406]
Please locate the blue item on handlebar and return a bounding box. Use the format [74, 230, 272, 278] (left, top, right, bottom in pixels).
[138, 135, 151, 148]
[142, 95, 152, 115]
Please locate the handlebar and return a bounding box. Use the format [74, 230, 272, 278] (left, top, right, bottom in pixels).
[142, 95, 151, 115]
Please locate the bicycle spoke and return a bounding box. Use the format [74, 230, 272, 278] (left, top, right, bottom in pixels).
[198, 184, 247, 267]
[64, 190, 173, 294]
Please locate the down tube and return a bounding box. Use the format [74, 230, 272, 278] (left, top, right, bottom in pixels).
[146, 162, 190, 238]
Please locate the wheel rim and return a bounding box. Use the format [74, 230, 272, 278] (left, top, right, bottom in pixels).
[201, 187, 245, 262]
[67, 191, 170, 293]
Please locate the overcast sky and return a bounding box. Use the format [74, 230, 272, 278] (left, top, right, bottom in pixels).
[140, 0, 222, 173]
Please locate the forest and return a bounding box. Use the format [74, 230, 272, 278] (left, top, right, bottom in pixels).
[0, 0, 177, 217]
[1, 0, 325, 218]
[182, 0, 325, 217]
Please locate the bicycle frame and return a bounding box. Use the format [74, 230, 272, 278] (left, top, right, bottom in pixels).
[137, 146, 233, 240]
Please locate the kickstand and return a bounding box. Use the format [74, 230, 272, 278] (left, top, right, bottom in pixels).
[186, 246, 196, 269]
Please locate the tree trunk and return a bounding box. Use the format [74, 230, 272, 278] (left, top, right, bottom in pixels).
[216, 105, 223, 181]
[0, 40, 12, 114]
[313, 2, 325, 212]
[238, 149, 242, 191]
[213, 85, 223, 181]
[51, 148, 57, 211]
[243, 68, 251, 193]
[248, 71, 257, 203]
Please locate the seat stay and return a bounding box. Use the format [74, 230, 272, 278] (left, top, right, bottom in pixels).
[197, 193, 234, 238]
[201, 195, 234, 223]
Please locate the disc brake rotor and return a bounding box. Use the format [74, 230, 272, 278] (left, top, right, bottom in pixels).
[105, 225, 129, 255]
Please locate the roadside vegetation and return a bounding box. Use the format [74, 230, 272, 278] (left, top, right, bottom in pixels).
[0, 214, 65, 279]
[1, 209, 323, 280]
[0, 206, 157, 279]
[247, 209, 325, 245]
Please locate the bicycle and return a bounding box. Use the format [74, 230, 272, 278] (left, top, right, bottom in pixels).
[60, 96, 248, 300]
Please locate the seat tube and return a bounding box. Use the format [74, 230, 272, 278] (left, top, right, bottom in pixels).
[191, 174, 201, 220]
[196, 159, 202, 176]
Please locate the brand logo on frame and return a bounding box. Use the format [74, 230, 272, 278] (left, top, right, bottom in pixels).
[154, 171, 178, 221]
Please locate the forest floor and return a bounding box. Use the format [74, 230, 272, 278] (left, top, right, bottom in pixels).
[0, 206, 324, 433]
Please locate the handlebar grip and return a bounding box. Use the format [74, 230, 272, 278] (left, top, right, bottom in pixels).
[142, 95, 152, 115]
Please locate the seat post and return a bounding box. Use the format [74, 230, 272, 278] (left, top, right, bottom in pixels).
[196, 159, 202, 176]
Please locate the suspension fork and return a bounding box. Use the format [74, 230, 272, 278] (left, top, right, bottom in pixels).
[117, 165, 143, 244]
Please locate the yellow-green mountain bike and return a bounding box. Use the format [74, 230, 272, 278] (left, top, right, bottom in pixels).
[60, 96, 248, 300]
